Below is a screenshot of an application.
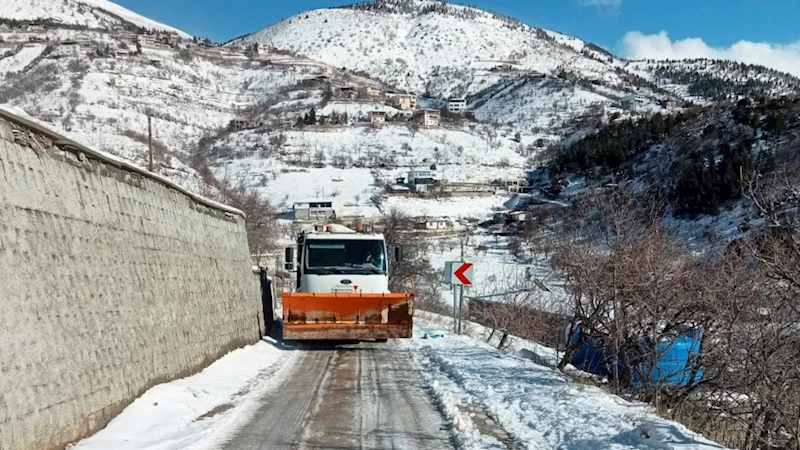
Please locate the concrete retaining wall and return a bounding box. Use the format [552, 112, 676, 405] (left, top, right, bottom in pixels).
[0, 111, 263, 450]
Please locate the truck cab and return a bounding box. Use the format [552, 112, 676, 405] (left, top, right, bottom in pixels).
[294, 225, 390, 294]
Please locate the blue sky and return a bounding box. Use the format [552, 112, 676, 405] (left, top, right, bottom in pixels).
[114, 0, 799, 49]
[115, 0, 800, 75]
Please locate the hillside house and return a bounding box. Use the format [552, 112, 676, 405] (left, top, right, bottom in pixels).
[365, 86, 381, 97]
[388, 94, 417, 111]
[500, 178, 528, 193]
[294, 200, 336, 222]
[621, 94, 648, 111]
[54, 42, 82, 58]
[419, 218, 452, 231]
[368, 110, 387, 123]
[26, 24, 45, 33]
[418, 109, 440, 127]
[335, 86, 358, 99]
[246, 42, 270, 58]
[137, 34, 170, 50]
[74, 33, 92, 45]
[0, 24, 10, 32]
[229, 119, 265, 131]
[137, 34, 155, 46]
[660, 98, 681, 111]
[157, 31, 181, 45]
[448, 98, 467, 114]
[621, 95, 636, 111]
[395, 109, 414, 119]
[494, 210, 528, 224]
[113, 47, 131, 58]
[407, 169, 439, 193]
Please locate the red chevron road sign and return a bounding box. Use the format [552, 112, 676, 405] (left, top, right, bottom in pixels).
[446, 261, 473, 286]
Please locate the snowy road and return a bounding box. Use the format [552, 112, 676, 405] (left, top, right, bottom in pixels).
[220, 340, 454, 450]
[73, 320, 727, 450]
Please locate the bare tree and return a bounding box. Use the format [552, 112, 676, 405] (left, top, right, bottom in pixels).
[408, 122, 420, 138]
[199, 179, 280, 258]
[379, 208, 446, 313]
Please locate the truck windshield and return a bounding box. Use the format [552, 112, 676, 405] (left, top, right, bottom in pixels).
[305, 239, 387, 274]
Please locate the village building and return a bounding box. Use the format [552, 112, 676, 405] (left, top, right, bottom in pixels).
[365, 86, 381, 97]
[0, 23, 11, 32]
[368, 110, 387, 124]
[621, 95, 636, 111]
[137, 34, 155, 46]
[494, 210, 528, 224]
[418, 109, 440, 127]
[294, 200, 336, 222]
[394, 109, 414, 119]
[621, 94, 648, 111]
[499, 178, 528, 193]
[74, 33, 92, 45]
[418, 218, 452, 231]
[136, 34, 170, 50]
[335, 85, 358, 99]
[156, 31, 181, 46]
[406, 169, 439, 193]
[247, 42, 270, 57]
[388, 94, 417, 111]
[508, 211, 527, 222]
[228, 118, 265, 131]
[53, 42, 82, 58]
[448, 98, 467, 114]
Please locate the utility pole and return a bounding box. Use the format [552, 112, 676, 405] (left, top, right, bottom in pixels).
[147, 115, 154, 172]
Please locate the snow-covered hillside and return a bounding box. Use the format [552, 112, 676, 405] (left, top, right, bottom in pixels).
[237, 0, 623, 99]
[1, 47, 326, 190]
[1, 0, 190, 37]
[213, 124, 530, 219]
[625, 59, 800, 101]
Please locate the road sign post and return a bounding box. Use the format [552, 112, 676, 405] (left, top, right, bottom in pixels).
[444, 261, 474, 334]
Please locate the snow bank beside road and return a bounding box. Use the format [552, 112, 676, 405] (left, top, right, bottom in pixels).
[405, 318, 727, 450]
[72, 339, 298, 450]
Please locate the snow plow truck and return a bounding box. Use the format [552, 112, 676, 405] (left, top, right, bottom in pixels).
[281, 224, 414, 340]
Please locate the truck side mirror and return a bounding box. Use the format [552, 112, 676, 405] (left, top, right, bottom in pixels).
[395, 246, 404, 262]
[284, 247, 295, 271]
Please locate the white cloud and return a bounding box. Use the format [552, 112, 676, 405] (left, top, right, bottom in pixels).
[620, 31, 800, 77]
[580, 0, 622, 9]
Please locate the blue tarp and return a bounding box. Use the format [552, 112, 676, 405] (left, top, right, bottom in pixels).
[569, 324, 704, 388]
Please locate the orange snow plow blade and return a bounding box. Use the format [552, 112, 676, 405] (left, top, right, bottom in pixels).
[282, 292, 414, 340]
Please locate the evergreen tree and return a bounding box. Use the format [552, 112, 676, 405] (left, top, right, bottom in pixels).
[308, 107, 317, 125]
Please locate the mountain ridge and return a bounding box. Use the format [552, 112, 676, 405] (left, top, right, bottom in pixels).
[1, 0, 191, 37]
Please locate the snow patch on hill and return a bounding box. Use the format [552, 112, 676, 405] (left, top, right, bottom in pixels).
[239, 5, 621, 98]
[1, 0, 190, 37]
[0, 45, 45, 76]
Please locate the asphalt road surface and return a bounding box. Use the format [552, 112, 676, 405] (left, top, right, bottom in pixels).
[221, 340, 454, 450]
